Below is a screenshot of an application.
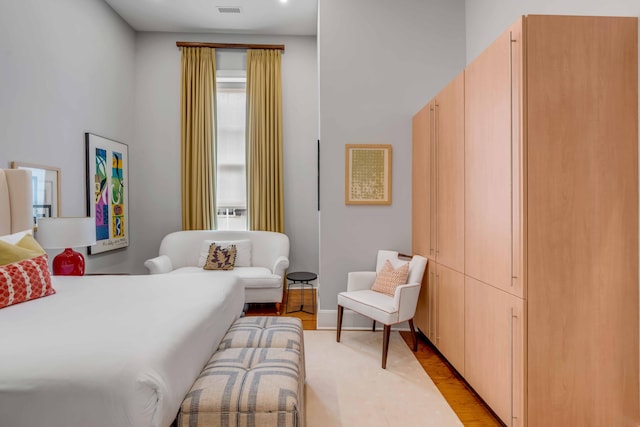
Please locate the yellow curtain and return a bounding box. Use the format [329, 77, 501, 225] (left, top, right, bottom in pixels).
[180, 47, 217, 230]
[246, 49, 284, 232]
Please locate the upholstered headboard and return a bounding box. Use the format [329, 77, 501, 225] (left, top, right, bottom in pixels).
[0, 169, 33, 235]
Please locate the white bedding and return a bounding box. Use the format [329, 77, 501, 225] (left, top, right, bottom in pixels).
[0, 273, 244, 427]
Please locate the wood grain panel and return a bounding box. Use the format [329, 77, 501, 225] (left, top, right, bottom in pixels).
[427, 265, 437, 340]
[510, 17, 526, 299]
[413, 102, 433, 337]
[435, 73, 465, 273]
[414, 261, 432, 336]
[465, 277, 524, 426]
[464, 28, 513, 293]
[435, 264, 465, 375]
[526, 15, 639, 426]
[412, 102, 433, 259]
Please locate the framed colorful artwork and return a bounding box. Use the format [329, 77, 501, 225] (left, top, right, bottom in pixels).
[11, 161, 61, 228]
[85, 133, 129, 254]
[345, 144, 392, 205]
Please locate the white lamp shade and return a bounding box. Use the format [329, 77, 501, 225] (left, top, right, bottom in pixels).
[36, 217, 97, 249]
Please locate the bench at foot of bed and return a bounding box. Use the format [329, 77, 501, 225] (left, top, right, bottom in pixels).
[179, 316, 305, 427]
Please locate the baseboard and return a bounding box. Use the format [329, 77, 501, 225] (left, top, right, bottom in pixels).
[316, 309, 410, 331]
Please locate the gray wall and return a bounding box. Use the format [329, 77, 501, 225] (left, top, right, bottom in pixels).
[133, 33, 318, 274]
[466, 0, 640, 63]
[0, 2, 318, 276]
[317, 0, 466, 327]
[0, 0, 136, 273]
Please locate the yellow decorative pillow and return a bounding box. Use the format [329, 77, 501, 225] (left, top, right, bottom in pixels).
[16, 234, 46, 255]
[0, 235, 46, 266]
[203, 244, 237, 270]
[371, 260, 410, 296]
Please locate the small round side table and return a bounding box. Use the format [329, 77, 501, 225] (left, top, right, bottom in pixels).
[286, 271, 317, 314]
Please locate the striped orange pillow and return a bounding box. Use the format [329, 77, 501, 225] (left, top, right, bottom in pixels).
[0, 254, 55, 309]
[371, 260, 409, 296]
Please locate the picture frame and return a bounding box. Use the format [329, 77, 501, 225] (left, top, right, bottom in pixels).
[345, 144, 392, 205]
[85, 133, 129, 254]
[11, 161, 61, 227]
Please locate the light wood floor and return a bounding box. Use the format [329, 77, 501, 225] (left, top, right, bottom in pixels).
[245, 289, 503, 426]
[398, 331, 503, 426]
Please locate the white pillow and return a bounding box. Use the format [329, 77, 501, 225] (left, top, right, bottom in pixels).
[0, 229, 33, 244]
[197, 239, 252, 267]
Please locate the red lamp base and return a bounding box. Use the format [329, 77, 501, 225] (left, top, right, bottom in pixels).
[52, 248, 85, 276]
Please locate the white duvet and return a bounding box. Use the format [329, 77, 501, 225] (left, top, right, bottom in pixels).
[0, 273, 244, 427]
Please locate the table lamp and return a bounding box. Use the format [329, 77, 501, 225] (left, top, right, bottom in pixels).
[36, 217, 97, 276]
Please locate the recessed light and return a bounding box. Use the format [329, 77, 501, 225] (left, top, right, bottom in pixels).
[217, 6, 242, 14]
[280, 0, 288, 3]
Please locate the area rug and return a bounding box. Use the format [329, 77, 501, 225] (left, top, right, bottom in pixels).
[304, 330, 462, 427]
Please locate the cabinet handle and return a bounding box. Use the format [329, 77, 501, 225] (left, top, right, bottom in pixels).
[509, 32, 518, 284]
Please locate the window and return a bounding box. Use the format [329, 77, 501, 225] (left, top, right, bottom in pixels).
[216, 75, 247, 230]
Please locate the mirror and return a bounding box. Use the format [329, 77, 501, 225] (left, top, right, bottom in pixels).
[11, 161, 61, 226]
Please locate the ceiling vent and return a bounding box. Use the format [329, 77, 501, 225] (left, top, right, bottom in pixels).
[217, 6, 242, 14]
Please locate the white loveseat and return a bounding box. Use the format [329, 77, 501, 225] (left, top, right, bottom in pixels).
[145, 230, 290, 310]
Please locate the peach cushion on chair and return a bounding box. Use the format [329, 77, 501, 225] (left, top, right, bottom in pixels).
[371, 260, 409, 296]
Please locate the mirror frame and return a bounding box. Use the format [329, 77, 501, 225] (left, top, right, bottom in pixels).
[11, 161, 62, 226]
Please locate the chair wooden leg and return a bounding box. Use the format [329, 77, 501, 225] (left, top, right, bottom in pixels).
[275, 302, 281, 316]
[408, 318, 418, 352]
[382, 324, 391, 369]
[337, 305, 344, 342]
[372, 320, 376, 332]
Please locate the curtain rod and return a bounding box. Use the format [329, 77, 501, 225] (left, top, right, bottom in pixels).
[176, 42, 285, 52]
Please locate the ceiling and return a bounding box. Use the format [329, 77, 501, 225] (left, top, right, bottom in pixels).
[103, 0, 318, 36]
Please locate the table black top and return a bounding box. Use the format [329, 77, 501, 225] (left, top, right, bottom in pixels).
[286, 271, 317, 282]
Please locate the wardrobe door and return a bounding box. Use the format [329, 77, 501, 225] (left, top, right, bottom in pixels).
[434, 73, 464, 273]
[434, 263, 464, 375]
[465, 277, 524, 427]
[465, 24, 521, 296]
[526, 15, 639, 426]
[412, 102, 433, 260]
[412, 102, 434, 337]
[413, 260, 433, 338]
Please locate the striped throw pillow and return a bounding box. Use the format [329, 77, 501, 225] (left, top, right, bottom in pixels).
[0, 254, 55, 309]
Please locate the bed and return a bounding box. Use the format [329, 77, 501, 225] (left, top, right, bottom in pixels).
[0, 169, 245, 427]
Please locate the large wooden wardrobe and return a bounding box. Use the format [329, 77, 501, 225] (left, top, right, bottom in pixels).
[412, 15, 639, 427]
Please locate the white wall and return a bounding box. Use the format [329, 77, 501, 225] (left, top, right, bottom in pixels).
[132, 33, 318, 274]
[0, 0, 136, 272]
[317, 0, 466, 327]
[466, 0, 640, 63]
